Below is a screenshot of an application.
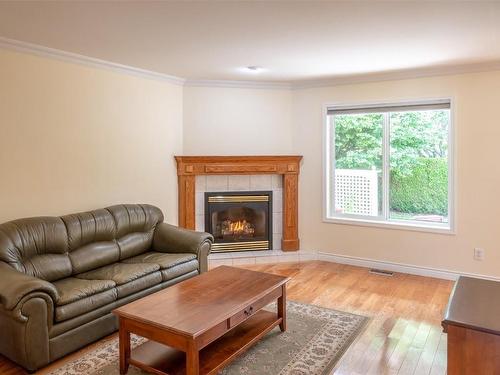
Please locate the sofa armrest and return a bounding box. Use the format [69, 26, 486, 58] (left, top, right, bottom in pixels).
[0, 262, 59, 310]
[153, 223, 214, 272]
[0, 270, 54, 371]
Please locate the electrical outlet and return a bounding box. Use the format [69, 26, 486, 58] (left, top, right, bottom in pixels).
[474, 248, 485, 261]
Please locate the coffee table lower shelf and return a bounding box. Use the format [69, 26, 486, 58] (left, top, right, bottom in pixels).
[129, 310, 282, 375]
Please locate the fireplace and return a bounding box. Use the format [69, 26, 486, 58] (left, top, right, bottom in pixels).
[205, 191, 273, 253]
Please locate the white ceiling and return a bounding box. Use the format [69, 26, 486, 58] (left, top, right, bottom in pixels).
[1, 1, 500, 83]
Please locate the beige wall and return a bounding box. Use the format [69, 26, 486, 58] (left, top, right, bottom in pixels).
[292, 71, 500, 277]
[0, 49, 183, 224]
[183, 86, 293, 155]
[2, 46, 499, 278]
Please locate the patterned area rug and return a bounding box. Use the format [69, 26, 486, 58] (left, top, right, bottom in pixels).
[48, 302, 368, 375]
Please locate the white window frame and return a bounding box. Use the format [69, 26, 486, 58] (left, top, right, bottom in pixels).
[323, 98, 456, 235]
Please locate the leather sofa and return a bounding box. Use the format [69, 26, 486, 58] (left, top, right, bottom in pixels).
[0, 204, 213, 372]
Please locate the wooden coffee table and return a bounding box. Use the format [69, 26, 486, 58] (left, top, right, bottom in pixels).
[113, 265, 290, 375]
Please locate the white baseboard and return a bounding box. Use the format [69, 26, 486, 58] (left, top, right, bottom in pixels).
[317, 251, 500, 282]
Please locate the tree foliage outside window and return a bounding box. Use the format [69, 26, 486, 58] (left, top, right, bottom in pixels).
[390, 110, 448, 177]
[332, 107, 450, 221]
[335, 113, 383, 170]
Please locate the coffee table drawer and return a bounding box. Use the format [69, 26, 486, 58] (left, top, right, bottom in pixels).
[229, 287, 282, 328]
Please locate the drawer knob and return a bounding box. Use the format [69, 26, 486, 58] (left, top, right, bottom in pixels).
[244, 306, 254, 316]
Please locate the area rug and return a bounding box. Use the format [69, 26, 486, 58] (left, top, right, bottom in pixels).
[48, 301, 368, 375]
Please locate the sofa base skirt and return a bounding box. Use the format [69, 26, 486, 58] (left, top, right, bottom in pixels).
[48, 270, 198, 364]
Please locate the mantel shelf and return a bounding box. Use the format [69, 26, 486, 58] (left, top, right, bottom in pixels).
[174, 155, 303, 251]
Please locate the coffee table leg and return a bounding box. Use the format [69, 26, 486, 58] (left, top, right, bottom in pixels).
[186, 342, 199, 375]
[119, 320, 131, 374]
[278, 284, 287, 332]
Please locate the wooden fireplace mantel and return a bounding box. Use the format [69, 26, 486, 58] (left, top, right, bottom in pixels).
[174, 155, 303, 251]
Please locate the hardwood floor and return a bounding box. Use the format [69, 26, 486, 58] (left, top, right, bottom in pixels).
[0, 261, 453, 375]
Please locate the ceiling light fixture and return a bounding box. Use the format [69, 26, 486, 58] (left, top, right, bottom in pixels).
[247, 66, 261, 72]
[240, 66, 265, 74]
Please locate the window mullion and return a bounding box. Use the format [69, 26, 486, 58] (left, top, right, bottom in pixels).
[382, 112, 390, 220]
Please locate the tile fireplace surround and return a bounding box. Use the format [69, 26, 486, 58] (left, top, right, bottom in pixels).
[196, 174, 281, 249]
[174, 156, 302, 251]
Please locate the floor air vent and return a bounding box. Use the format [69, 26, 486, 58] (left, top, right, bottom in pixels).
[369, 268, 394, 276]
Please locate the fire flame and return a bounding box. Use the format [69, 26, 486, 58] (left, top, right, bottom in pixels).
[220, 219, 255, 238]
[229, 220, 246, 233]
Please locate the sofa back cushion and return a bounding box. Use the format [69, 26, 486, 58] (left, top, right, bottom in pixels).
[0, 204, 164, 280]
[107, 204, 164, 260]
[62, 209, 119, 274]
[0, 217, 72, 281]
[62, 204, 164, 274]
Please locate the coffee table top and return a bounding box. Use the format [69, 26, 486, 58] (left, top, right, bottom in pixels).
[113, 265, 289, 338]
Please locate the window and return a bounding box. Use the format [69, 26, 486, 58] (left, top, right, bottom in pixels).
[325, 100, 453, 232]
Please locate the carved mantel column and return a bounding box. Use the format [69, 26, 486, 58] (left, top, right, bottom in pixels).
[282, 173, 299, 251]
[177, 174, 196, 229]
[174, 155, 303, 251]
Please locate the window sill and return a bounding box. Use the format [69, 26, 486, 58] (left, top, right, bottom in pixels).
[323, 216, 455, 235]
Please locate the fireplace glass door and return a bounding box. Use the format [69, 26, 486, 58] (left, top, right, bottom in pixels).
[205, 191, 273, 252]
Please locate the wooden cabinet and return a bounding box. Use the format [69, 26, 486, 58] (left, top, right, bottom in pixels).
[442, 276, 500, 374]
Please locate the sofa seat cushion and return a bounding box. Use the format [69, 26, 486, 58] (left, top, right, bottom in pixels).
[76, 262, 160, 285]
[160, 259, 199, 281]
[115, 271, 162, 298]
[122, 252, 198, 281]
[122, 252, 196, 269]
[54, 288, 117, 323]
[53, 277, 116, 305]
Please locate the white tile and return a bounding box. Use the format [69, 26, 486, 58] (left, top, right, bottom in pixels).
[195, 192, 205, 215]
[272, 175, 283, 189]
[208, 252, 231, 260]
[206, 175, 228, 191]
[228, 175, 250, 191]
[252, 251, 271, 258]
[209, 259, 233, 268]
[277, 254, 299, 263]
[272, 189, 282, 213]
[250, 175, 272, 190]
[273, 213, 282, 234]
[195, 176, 207, 192]
[272, 234, 282, 250]
[212, 251, 270, 260]
[256, 256, 278, 264]
[232, 257, 256, 266]
[212, 251, 243, 259]
[195, 214, 205, 231]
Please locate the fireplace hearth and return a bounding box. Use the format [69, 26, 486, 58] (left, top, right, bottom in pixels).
[205, 191, 273, 253]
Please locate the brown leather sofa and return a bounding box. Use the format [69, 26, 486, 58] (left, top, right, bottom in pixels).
[0, 204, 213, 372]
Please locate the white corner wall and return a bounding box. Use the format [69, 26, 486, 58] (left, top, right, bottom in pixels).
[292, 71, 500, 278]
[0, 48, 183, 223]
[183, 86, 293, 155]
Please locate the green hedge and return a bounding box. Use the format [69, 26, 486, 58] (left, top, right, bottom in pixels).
[390, 158, 448, 215]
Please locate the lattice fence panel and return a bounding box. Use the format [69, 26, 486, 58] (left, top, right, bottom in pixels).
[335, 169, 378, 216]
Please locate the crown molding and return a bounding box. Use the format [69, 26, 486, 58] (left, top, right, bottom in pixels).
[184, 79, 292, 90]
[292, 61, 500, 89]
[0, 37, 185, 86]
[2, 36, 500, 90]
[183, 61, 500, 90]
